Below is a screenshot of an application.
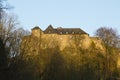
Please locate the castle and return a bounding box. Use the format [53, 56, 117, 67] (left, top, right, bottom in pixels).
[20, 25, 104, 55]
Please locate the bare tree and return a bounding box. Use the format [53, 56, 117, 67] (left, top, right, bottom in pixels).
[95, 27, 120, 48]
[95, 27, 120, 80]
[0, 12, 18, 45]
[8, 28, 30, 57]
[0, 12, 30, 57]
[0, 0, 13, 22]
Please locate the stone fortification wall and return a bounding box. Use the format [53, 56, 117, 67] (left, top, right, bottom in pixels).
[20, 27, 104, 56]
[20, 35, 41, 56]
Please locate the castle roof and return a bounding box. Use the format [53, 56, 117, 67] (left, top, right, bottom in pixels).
[32, 26, 42, 31]
[44, 25, 88, 35]
[32, 26, 40, 30]
[44, 25, 56, 34]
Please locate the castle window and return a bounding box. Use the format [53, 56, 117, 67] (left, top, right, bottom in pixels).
[72, 32, 74, 34]
[60, 32, 62, 34]
[49, 30, 51, 33]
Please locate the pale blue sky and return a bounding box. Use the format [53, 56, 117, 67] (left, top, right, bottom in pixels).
[7, 0, 120, 36]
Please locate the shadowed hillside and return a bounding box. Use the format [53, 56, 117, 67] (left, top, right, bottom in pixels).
[16, 26, 120, 80]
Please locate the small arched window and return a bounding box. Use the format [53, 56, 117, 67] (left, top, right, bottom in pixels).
[66, 32, 68, 34]
[72, 32, 74, 34]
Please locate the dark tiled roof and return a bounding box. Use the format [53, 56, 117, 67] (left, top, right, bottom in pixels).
[44, 25, 57, 34]
[44, 25, 88, 35]
[32, 26, 43, 31]
[57, 28, 87, 34]
[32, 26, 40, 30]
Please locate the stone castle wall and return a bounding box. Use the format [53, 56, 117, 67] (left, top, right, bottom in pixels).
[20, 26, 120, 69]
[20, 27, 104, 56]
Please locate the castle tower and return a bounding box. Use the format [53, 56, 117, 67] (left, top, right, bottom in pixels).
[31, 26, 43, 38]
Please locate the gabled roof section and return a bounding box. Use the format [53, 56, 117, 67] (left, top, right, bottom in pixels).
[43, 25, 88, 35]
[44, 25, 57, 34]
[46, 24, 54, 30]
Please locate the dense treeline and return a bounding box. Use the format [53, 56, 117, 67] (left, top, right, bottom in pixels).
[2, 42, 119, 80]
[1, 33, 120, 80]
[0, 0, 30, 79]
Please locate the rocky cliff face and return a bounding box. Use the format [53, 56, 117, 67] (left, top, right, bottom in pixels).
[20, 35, 41, 56]
[20, 26, 104, 56]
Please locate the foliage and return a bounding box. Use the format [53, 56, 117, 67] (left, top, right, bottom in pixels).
[0, 1, 30, 79]
[10, 44, 119, 80]
[95, 27, 120, 48]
